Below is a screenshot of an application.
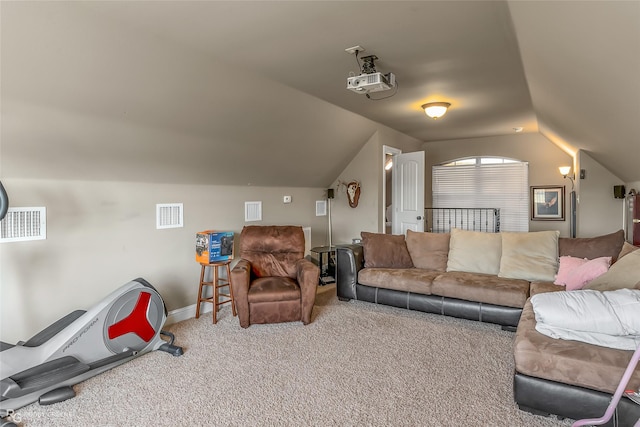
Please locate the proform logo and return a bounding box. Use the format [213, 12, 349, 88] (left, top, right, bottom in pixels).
[62, 317, 99, 353]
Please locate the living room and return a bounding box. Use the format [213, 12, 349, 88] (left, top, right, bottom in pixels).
[1, 2, 639, 425]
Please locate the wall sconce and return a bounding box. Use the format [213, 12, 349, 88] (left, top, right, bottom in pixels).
[421, 102, 451, 119]
[559, 166, 575, 190]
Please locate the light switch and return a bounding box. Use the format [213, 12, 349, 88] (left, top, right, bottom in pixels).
[283, 195, 292, 204]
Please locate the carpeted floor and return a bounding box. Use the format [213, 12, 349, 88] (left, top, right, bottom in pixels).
[14, 285, 573, 426]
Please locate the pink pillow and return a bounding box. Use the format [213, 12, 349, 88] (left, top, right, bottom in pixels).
[555, 256, 588, 285]
[566, 257, 612, 290]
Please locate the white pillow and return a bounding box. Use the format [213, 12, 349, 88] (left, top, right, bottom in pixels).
[531, 288, 640, 350]
[446, 228, 502, 275]
[498, 231, 559, 282]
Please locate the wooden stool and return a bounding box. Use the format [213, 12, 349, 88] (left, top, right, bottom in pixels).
[196, 261, 236, 324]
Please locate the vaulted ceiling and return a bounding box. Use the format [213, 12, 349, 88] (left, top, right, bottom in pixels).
[2, 1, 639, 186]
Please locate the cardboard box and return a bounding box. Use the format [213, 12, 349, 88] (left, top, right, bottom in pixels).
[196, 230, 234, 263]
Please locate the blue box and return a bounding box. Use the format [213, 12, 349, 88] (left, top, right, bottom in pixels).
[195, 230, 234, 263]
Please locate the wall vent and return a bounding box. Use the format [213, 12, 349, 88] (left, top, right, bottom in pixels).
[156, 203, 183, 229]
[315, 200, 327, 216]
[0, 207, 47, 242]
[244, 201, 262, 222]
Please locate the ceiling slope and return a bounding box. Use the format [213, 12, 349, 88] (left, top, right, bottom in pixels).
[1, 1, 638, 185]
[508, 1, 640, 182]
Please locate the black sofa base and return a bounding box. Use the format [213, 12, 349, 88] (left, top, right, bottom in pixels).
[341, 283, 523, 328]
[514, 372, 640, 426]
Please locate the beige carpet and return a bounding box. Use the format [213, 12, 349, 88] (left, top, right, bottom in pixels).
[15, 285, 573, 426]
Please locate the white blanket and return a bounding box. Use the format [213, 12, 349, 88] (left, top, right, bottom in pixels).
[531, 288, 640, 350]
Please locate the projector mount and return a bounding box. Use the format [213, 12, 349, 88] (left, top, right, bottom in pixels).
[360, 55, 379, 74]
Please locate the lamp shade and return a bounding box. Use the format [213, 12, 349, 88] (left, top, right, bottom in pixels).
[421, 102, 451, 119]
[559, 166, 571, 177]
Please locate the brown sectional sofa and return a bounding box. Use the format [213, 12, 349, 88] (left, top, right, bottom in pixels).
[335, 229, 640, 425]
[514, 300, 640, 426]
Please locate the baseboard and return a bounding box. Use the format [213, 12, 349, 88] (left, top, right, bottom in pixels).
[165, 303, 212, 326]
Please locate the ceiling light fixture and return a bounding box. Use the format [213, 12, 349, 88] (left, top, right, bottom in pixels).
[421, 102, 451, 119]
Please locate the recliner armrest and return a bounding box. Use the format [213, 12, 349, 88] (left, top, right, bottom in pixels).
[336, 244, 363, 300]
[231, 259, 252, 328]
[296, 258, 320, 325]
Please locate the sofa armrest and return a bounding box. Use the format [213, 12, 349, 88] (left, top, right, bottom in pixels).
[296, 258, 320, 325]
[231, 259, 251, 328]
[336, 244, 364, 301]
[529, 281, 565, 298]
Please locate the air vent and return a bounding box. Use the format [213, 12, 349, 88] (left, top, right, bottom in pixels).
[0, 207, 47, 242]
[244, 201, 262, 222]
[156, 203, 183, 229]
[316, 200, 327, 216]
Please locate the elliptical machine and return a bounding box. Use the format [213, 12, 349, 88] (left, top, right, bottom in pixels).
[0, 182, 183, 426]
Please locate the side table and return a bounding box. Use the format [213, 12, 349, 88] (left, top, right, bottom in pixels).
[311, 246, 335, 285]
[196, 261, 236, 324]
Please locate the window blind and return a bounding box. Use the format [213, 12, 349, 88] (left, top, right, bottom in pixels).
[432, 161, 529, 232]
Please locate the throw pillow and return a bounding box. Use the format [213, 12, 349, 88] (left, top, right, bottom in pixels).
[554, 256, 589, 285]
[405, 230, 450, 271]
[498, 231, 559, 281]
[446, 228, 502, 275]
[558, 229, 624, 261]
[554, 256, 611, 291]
[360, 232, 413, 269]
[618, 241, 639, 260]
[584, 249, 640, 291]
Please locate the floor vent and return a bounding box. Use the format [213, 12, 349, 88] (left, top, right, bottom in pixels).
[245, 201, 262, 222]
[0, 207, 47, 242]
[156, 203, 183, 229]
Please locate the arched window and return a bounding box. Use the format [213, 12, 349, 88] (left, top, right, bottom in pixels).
[432, 157, 529, 232]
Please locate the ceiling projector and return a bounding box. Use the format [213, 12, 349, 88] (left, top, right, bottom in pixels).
[347, 72, 396, 94]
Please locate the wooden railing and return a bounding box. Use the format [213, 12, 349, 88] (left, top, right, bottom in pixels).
[425, 208, 500, 233]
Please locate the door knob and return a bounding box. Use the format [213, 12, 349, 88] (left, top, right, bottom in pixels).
[633, 219, 640, 224]
[417, 216, 422, 220]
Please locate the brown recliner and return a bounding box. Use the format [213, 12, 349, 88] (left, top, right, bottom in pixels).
[230, 225, 320, 328]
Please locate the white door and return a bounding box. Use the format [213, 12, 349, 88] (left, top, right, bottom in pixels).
[392, 151, 425, 234]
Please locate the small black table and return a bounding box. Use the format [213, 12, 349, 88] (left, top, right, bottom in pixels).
[311, 246, 336, 285]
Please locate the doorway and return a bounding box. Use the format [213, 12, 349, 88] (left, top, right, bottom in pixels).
[382, 145, 401, 233]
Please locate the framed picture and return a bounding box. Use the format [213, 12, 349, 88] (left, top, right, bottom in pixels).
[531, 186, 565, 221]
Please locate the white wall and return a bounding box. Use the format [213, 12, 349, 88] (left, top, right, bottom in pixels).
[576, 150, 627, 237]
[422, 133, 573, 236]
[330, 133, 380, 244]
[0, 179, 327, 343]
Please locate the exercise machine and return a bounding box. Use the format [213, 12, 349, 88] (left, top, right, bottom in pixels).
[0, 278, 183, 426]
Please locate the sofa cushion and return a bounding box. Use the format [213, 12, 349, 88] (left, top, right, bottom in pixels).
[358, 268, 438, 295]
[584, 249, 640, 291]
[554, 256, 611, 291]
[618, 241, 639, 260]
[514, 300, 640, 394]
[446, 228, 502, 275]
[361, 232, 413, 269]
[405, 230, 449, 271]
[431, 271, 530, 308]
[558, 229, 625, 261]
[498, 231, 559, 282]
